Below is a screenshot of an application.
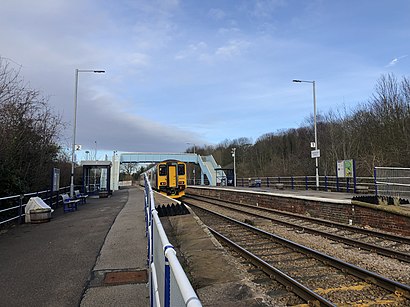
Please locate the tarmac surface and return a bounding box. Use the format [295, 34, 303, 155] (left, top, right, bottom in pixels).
[0, 187, 149, 307]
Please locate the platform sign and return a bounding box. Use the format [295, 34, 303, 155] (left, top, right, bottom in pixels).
[337, 160, 354, 178]
[52, 168, 60, 192]
[311, 149, 320, 158]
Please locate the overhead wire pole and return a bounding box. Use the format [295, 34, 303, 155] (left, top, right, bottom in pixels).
[293, 79, 319, 190]
[70, 69, 105, 198]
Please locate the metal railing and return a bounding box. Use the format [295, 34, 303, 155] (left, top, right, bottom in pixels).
[0, 186, 70, 226]
[375, 167, 410, 200]
[144, 174, 202, 307]
[234, 175, 376, 193]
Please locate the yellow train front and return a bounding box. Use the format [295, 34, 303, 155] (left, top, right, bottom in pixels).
[148, 160, 187, 198]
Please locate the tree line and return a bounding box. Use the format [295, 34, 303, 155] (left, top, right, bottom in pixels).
[0, 58, 70, 196]
[190, 74, 410, 178]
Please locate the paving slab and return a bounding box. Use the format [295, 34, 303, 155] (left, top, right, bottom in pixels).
[80, 187, 149, 307]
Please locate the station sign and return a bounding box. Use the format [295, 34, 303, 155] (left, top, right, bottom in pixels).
[311, 149, 320, 158]
[52, 168, 60, 192]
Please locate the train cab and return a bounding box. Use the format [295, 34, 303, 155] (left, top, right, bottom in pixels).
[147, 160, 187, 198]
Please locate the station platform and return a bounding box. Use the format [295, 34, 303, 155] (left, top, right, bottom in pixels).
[0, 187, 149, 307]
[192, 185, 410, 211]
[229, 185, 354, 202]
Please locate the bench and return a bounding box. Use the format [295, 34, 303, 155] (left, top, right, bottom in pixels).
[248, 179, 262, 188]
[75, 190, 88, 204]
[61, 193, 80, 212]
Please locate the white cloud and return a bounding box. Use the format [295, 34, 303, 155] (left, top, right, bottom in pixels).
[208, 8, 226, 20]
[175, 39, 250, 63]
[239, 0, 286, 18]
[386, 55, 408, 67]
[128, 53, 150, 66]
[175, 42, 208, 60]
[217, 27, 241, 35]
[73, 90, 204, 152]
[215, 39, 250, 58]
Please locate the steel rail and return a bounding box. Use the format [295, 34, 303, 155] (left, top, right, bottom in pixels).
[186, 194, 410, 244]
[185, 195, 410, 262]
[208, 227, 335, 307]
[186, 202, 410, 300]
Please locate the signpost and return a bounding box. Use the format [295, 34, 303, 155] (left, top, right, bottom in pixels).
[51, 168, 60, 207]
[336, 160, 356, 192]
[337, 160, 354, 178]
[52, 168, 60, 192]
[311, 149, 321, 159]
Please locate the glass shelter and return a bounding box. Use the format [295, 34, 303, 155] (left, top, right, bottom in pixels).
[81, 161, 112, 197]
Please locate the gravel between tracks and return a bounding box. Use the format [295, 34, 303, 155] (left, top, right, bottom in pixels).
[262, 218, 410, 286]
[191, 200, 410, 286]
[154, 193, 305, 306]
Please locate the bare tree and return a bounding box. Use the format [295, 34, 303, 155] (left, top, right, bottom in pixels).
[0, 58, 64, 195]
[185, 73, 410, 179]
[120, 162, 139, 177]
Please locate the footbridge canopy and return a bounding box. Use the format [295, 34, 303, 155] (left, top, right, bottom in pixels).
[119, 152, 225, 186]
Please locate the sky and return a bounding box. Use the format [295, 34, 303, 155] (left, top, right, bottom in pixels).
[1, 0, 409, 160]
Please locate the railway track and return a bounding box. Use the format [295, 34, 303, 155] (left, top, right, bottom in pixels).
[186, 202, 410, 306]
[184, 195, 410, 263]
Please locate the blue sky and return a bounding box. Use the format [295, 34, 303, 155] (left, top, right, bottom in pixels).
[1, 0, 409, 159]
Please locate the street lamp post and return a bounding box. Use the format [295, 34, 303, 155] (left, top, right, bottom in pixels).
[293, 79, 319, 189]
[231, 148, 236, 187]
[70, 69, 105, 197]
[186, 142, 196, 155]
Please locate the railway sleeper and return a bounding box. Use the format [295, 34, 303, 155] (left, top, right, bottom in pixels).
[243, 217, 271, 227]
[252, 276, 273, 284]
[266, 256, 310, 265]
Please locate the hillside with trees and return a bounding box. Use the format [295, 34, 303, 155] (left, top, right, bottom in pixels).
[190, 74, 410, 178]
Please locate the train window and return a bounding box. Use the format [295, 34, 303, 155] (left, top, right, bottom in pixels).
[159, 165, 167, 176]
[178, 164, 185, 175]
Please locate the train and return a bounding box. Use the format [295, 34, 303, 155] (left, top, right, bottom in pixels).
[144, 160, 187, 198]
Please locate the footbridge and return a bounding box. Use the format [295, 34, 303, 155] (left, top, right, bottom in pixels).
[117, 152, 224, 187]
